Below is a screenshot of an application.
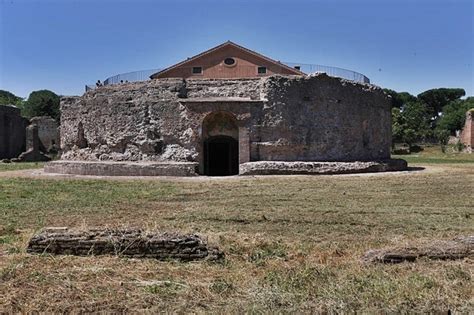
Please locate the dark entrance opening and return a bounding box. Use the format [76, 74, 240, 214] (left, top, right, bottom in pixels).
[204, 136, 239, 176]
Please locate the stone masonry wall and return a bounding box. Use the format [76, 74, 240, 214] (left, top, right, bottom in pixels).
[256, 75, 391, 161]
[460, 109, 473, 153]
[27, 227, 223, 261]
[0, 105, 28, 159]
[60, 74, 391, 166]
[30, 116, 60, 153]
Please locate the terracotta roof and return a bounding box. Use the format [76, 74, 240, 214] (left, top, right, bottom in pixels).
[150, 41, 305, 78]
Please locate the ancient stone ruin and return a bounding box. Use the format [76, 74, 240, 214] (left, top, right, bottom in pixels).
[0, 105, 59, 162]
[362, 236, 473, 264]
[17, 124, 51, 162]
[460, 109, 473, 153]
[0, 105, 28, 159]
[30, 116, 60, 154]
[46, 74, 406, 176]
[27, 227, 223, 261]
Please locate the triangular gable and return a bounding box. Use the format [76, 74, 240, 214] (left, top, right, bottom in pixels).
[150, 41, 304, 79]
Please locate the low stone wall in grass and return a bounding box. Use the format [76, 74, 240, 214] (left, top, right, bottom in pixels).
[44, 159, 408, 177]
[362, 236, 473, 264]
[27, 227, 223, 261]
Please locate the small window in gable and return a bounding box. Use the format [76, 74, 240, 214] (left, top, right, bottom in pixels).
[257, 66, 267, 74]
[192, 67, 203, 74]
[224, 58, 236, 66]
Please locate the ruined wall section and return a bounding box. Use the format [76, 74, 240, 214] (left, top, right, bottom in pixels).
[254, 75, 391, 161]
[60, 78, 261, 162]
[460, 109, 473, 152]
[62, 79, 184, 161]
[60, 75, 391, 163]
[185, 78, 262, 99]
[30, 116, 60, 153]
[0, 105, 29, 159]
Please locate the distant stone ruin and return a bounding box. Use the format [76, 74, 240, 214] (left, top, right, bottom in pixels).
[30, 116, 60, 154]
[17, 124, 51, 162]
[0, 105, 59, 162]
[460, 109, 473, 153]
[0, 105, 28, 159]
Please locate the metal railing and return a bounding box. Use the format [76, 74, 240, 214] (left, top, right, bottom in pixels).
[85, 63, 370, 91]
[85, 69, 161, 91]
[283, 62, 370, 83]
[104, 69, 161, 85]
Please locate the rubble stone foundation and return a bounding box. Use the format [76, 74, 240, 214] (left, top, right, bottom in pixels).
[239, 159, 408, 175]
[45, 160, 198, 176]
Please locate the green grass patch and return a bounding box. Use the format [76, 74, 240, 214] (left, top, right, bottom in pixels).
[393, 145, 474, 164]
[249, 241, 288, 265]
[144, 281, 185, 296]
[0, 162, 45, 172]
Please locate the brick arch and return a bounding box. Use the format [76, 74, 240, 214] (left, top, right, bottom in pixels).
[201, 111, 239, 176]
[202, 111, 239, 141]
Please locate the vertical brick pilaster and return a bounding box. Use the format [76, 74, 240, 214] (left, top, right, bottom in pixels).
[239, 127, 250, 165]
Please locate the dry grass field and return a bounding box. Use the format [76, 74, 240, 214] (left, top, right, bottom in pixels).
[0, 150, 473, 313]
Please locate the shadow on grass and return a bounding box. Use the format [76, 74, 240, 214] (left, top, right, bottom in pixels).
[406, 166, 425, 172]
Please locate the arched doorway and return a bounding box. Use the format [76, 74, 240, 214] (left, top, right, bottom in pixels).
[204, 136, 239, 176]
[202, 112, 239, 176]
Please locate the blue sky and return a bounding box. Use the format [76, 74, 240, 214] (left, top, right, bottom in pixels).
[0, 0, 472, 98]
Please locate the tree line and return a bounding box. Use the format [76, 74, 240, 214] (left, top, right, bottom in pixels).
[0, 89, 60, 121]
[384, 88, 472, 149]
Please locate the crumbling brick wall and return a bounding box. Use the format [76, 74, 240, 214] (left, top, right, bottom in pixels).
[257, 75, 391, 161]
[27, 228, 223, 261]
[460, 109, 473, 152]
[59, 74, 391, 167]
[30, 116, 60, 153]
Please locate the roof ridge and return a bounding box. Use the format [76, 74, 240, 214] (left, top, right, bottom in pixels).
[150, 41, 304, 78]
